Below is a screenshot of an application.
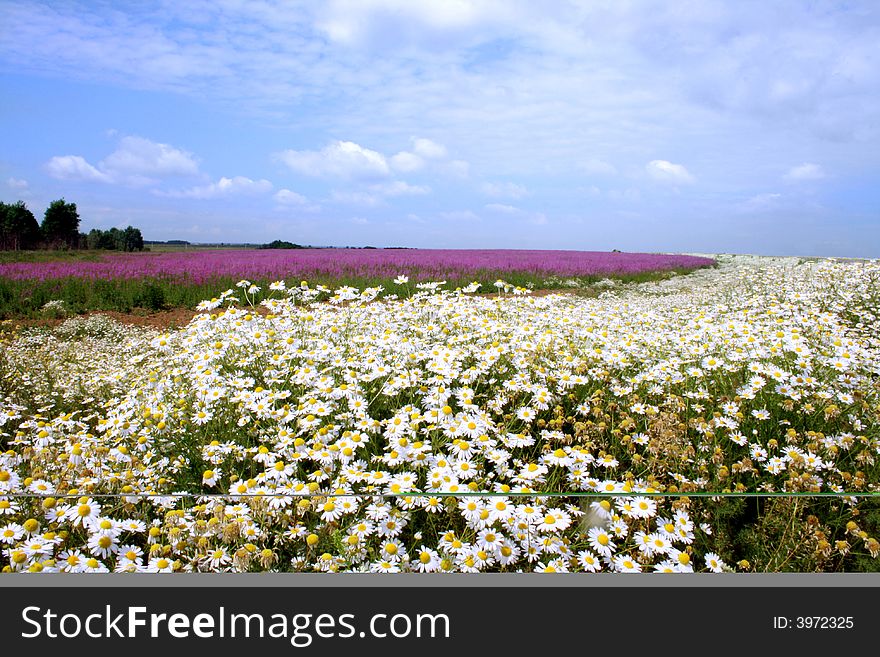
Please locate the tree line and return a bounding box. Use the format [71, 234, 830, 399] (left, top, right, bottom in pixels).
[0, 199, 144, 252]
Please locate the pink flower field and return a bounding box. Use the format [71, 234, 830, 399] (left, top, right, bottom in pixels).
[0, 248, 715, 283]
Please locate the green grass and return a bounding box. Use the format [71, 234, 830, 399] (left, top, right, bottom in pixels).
[0, 266, 710, 319]
[0, 249, 110, 264]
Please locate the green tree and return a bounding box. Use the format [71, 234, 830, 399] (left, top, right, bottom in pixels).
[1, 201, 41, 250]
[41, 199, 81, 248]
[87, 228, 114, 250]
[108, 227, 122, 250]
[85, 225, 144, 251]
[121, 226, 144, 252]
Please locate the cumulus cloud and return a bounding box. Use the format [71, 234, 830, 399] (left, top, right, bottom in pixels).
[646, 160, 695, 184]
[276, 141, 390, 180]
[330, 190, 384, 206]
[410, 137, 447, 159]
[484, 203, 520, 214]
[480, 181, 528, 199]
[784, 163, 825, 181]
[330, 179, 429, 206]
[46, 136, 199, 185]
[273, 188, 321, 213]
[101, 136, 200, 180]
[162, 176, 273, 199]
[370, 180, 431, 196]
[315, 0, 510, 48]
[6, 177, 29, 190]
[46, 155, 113, 183]
[274, 189, 308, 205]
[390, 151, 424, 173]
[390, 137, 450, 174]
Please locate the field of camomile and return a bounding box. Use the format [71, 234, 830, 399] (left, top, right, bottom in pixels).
[1, 249, 879, 574]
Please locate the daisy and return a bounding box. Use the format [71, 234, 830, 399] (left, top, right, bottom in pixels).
[421, 497, 445, 513]
[370, 560, 401, 573]
[653, 561, 678, 573]
[376, 516, 406, 537]
[612, 554, 642, 573]
[587, 526, 616, 557]
[0, 523, 24, 545]
[414, 547, 441, 572]
[538, 509, 572, 533]
[704, 552, 726, 572]
[202, 469, 220, 487]
[204, 548, 232, 570]
[577, 550, 602, 572]
[145, 556, 176, 573]
[320, 500, 344, 523]
[70, 498, 102, 529]
[476, 529, 505, 552]
[87, 532, 119, 558]
[380, 539, 405, 562]
[496, 542, 521, 566]
[82, 557, 110, 573]
[58, 549, 88, 573]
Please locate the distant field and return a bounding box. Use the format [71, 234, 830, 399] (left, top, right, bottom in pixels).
[0, 248, 715, 318]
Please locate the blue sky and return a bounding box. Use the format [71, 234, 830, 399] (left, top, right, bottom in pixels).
[1, 0, 878, 256]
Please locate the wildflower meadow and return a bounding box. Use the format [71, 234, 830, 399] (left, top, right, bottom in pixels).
[1, 253, 878, 574]
[0, 248, 714, 318]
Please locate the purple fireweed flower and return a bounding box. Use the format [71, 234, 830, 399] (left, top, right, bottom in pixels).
[0, 250, 715, 283]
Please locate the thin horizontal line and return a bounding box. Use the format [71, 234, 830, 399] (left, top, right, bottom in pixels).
[2, 492, 877, 499]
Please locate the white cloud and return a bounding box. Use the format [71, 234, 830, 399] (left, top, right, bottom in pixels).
[330, 190, 384, 206]
[370, 180, 431, 196]
[46, 136, 199, 185]
[277, 141, 390, 180]
[46, 155, 112, 183]
[390, 151, 424, 173]
[579, 159, 617, 176]
[410, 137, 447, 159]
[330, 179, 429, 205]
[162, 176, 273, 199]
[784, 163, 825, 181]
[607, 188, 642, 202]
[480, 181, 528, 199]
[739, 192, 783, 212]
[6, 177, 28, 190]
[646, 160, 695, 185]
[439, 209, 480, 222]
[5, 3, 878, 254]
[101, 136, 200, 180]
[274, 189, 308, 205]
[316, 0, 510, 47]
[484, 203, 547, 225]
[390, 137, 449, 173]
[484, 203, 520, 214]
